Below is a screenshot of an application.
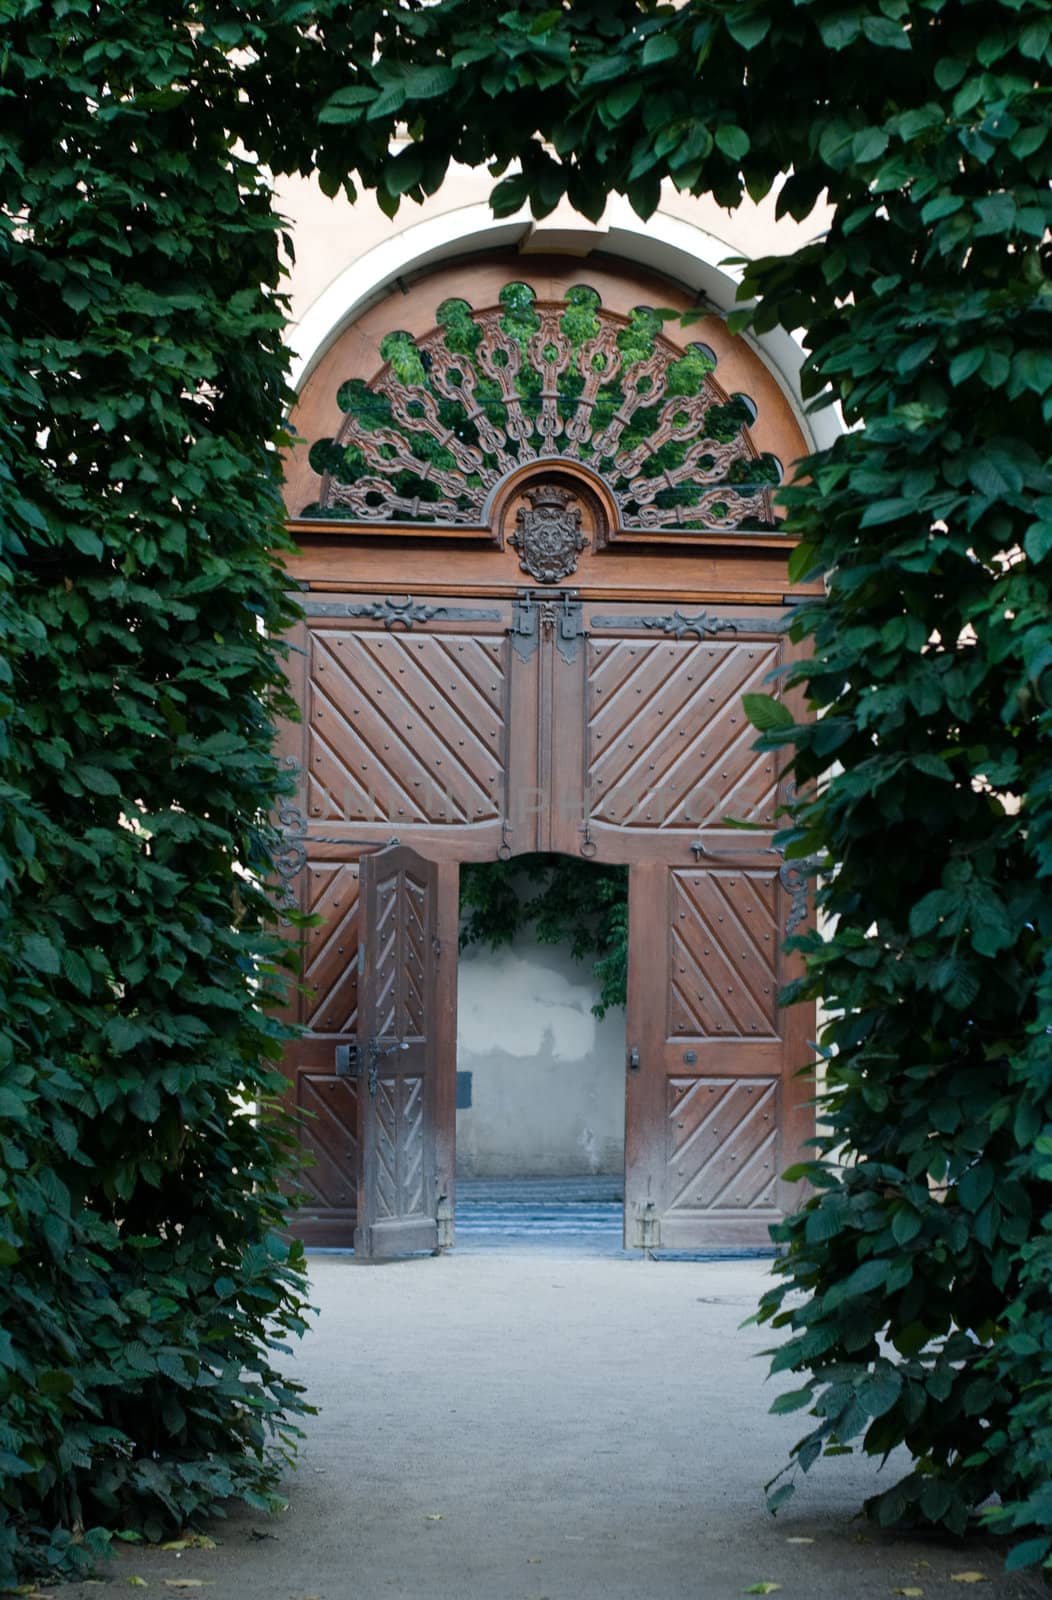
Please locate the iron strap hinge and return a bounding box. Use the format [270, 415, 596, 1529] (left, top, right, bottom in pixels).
[511, 588, 583, 663]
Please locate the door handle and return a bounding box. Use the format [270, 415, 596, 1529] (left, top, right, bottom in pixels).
[628, 1046, 641, 1073]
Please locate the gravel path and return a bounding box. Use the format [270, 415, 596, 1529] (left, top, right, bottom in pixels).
[65, 1251, 1041, 1600]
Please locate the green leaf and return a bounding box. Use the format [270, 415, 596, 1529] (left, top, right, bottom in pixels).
[724, 11, 770, 50]
[897, 337, 938, 375]
[23, 933, 61, 975]
[62, 950, 93, 995]
[742, 693, 793, 732]
[603, 82, 643, 120]
[366, 83, 408, 121]
[1018, 21, 1051, 60]
[1005, 1538, 1052, 1572]
[817, 13, 861, 49]
[787, 542, 820, 584]
[851, 127, 889, 164]
[958, 1163, 994, 1213]
[642, 34, 679, 65]
[75, 763, 121, 795]
[859, 497, 914, 527]
[921, 193, 963, 223]
[892, 1208, 923, 1246]
[1023, 521, 1052, 563]
[826, 1259, 889, 1305]
[771, 1385, 815, 1414]
[403, 65, 458, 100]
[969, 455, 1022, 499]
[490, 173, 530, 216]
[862, 15, 910, 49]
[949, 349, 985, 385]
[931, 959, 980, 1009]
[910, 889, 955, 937]
[715, 125, 751, 160]
[105, 1016, 145, 1053]
[858, 1369, 902, 1418]
[0, 1088, 30, 1120]
[1012, 350, 1052, 395]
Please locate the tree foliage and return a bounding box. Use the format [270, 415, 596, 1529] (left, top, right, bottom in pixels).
[295, 0, 1052, 1570]
[0, 0, 312, 1585]
[5, 0, 1052, 1583]
[459, 857, 628, 1017]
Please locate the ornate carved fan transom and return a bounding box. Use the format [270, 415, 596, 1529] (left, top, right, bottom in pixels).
[306, 281, 782, 531]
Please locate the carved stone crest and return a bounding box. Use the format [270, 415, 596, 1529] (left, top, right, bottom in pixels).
[509, 483, 588, 584]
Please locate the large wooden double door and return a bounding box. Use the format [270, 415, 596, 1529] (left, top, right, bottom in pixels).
[277, 587, 813, 1254]
[277, 253, 820, 1254]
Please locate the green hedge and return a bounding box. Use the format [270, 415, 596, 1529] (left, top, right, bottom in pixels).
[0, 1, 310, 1583]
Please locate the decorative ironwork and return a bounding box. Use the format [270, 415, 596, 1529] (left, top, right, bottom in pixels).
[272, 778, 400, 918]
[509, 482, 588, 583]
[511, 588, 583, 663]
[300, 595, 502, 629]
[306, 280, 781, 532]
[274, 803, 309, 902]
[591, 609, 787, 639]
[778, 857, 822, 937]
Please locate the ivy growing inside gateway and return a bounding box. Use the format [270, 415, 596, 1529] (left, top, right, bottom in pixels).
[459, 855, 629, 1019]
[305, 279, 781, 530]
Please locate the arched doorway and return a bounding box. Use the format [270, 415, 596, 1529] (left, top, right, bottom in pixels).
[275, 253, 819, 1255]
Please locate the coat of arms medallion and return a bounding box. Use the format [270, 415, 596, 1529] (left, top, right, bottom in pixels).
[509, 484, 588, 584]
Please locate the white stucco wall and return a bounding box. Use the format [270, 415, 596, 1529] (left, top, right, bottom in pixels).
[455, 938, 626, 1180]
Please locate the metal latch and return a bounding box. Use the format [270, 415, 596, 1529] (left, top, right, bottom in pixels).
[627, 1045, 641, 1073]
[366, 1037, 409, 1096]
[334, 1042, 358, 1077]
[436, 1192, 454, 1251]
[635, 1200, 660, 1252]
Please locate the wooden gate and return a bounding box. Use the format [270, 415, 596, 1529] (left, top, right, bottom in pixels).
[276, 254, 820, 1254]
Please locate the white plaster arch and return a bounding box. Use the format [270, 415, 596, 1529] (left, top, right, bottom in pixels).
[286, 197, 842, 453]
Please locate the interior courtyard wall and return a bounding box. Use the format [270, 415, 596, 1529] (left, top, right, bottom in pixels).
[456, 934, 627, 1180]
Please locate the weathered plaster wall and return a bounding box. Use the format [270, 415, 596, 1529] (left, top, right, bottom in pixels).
[455, 938, 626, 1179]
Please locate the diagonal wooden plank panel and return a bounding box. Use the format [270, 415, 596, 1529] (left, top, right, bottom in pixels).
[666, 1077, 779, 1211]
[372, 878, 400, 1037]
[373, 1079, 399, 1218]
[592, 645, 778, 827]
[399, 870, 429, 1037]
[303, 863, 360, 1033]
[357, 633, 503, 805]
[297, 1074, 358, 1211]
[398, 1076, 426, 1217]
[306, 630, 504, 825]
[588, 637, 782, 828]
[667, 869, 779, 1040]
[668, 870, 773, 1043]
[589, 639, 702, 751]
